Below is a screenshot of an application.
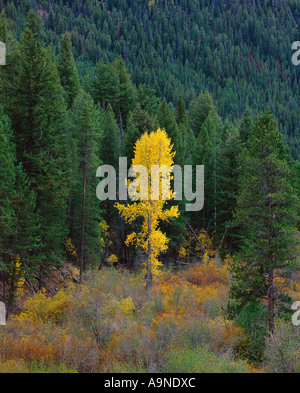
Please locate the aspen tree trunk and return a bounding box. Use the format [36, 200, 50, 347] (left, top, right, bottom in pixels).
[146, 210, 153, 290]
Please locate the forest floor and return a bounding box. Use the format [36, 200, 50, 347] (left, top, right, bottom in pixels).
[0, 259, 299, 373]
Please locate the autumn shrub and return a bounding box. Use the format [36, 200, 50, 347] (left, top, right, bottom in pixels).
[0, 359, 30, 373]
[0, 330, 56, 364]
[264, 320, 300, 373]
[182, 262, 228, 287]
[208, 317, 246, 356]
[14, 288, 71, 324]
[179, 317, 212, 349]
[104, 323, 165, 373]
[0, 359, 78, 373]
[0, 264, 255, 373]
[109, 360, 148, 373]
[203, 294, 222, 319]
[164, 347, 250, 373]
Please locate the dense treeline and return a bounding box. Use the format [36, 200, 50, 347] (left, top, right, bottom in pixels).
[0, 4, 299, 368]
[0, 0, 299, 157]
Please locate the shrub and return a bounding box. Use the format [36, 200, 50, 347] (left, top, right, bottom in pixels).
[265, 320, 300, 373]
[15, 289, 71, 324]
[164, 347, 250, 373]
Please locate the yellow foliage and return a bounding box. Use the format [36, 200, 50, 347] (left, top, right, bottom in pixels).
[106, 254, 118, 265]
[14, 289, 71, 324]
[182, 260, 228, 287]
[148, 0, 155, 10]
[116, 128, 179, 285]
[178, 246, 188, 259]
[109, 296, 135, 317]
[99, 220, 109, 254]
[208, 317, 246, 352]
[9, 254, 25, 300]
[66, 238, 78, 261]
[195, 229, 216, 260]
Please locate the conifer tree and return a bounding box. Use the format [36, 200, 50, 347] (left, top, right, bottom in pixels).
[122, 104, 155, 163]
[0, 10, 71, 285]
[216, 129, 242, 251]
[70, 91, 102, 281]
[100, 104, 120, 169]
[0, 106, 39, 313]
[229, 108, 298, 334]
[0, 106, 16, 283]
[91, 60, 120, 114]
[239, 109, 253, 145]
[189, 91, 215, 137]
[192, 113, 216, 230]
[137, 83, 159, 116]
[58, 32, 81, 109]
[112, 55, 136, 129]
[157, 99, 184, 165]
[175, 95, 187, 126]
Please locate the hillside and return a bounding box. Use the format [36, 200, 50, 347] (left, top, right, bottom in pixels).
[2, 0, 300, 157]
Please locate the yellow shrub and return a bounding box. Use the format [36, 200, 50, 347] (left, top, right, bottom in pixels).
[16, 289, 71, 324]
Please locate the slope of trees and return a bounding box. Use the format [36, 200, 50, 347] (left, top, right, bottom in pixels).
[1, 0, 299, 157]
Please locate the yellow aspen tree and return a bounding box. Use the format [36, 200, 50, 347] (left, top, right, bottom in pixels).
[116, 128, 179, 289]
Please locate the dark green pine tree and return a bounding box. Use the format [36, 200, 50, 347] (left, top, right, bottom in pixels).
[100, 103, 124, 258]
[0, 105, 39, 316]
[101, 104, 120, 169]
[216, 129, 243, 252]
[57, 32, 81, 109]
[70, 90, 102, 281]
[189, 91, 215, 138]
[0, 10, 71, 286]
[91, 60, 120, 114]
[122, 104, 155, 164]
[157, 99, 184, 165]
[175, 95, 187, 126]
[175, 95, 195, 164]
[228, 108, 298, 334]
[137, 83, 159, 116]
[191, 113, 216, 231]
[112, 55, 136, 130]
[0, 106, 17, 285]
[239, 109, 253, 145]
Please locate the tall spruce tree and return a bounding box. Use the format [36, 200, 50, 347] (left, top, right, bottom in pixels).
[122, 104, 155, 164]
[112, 55, 136, 130]
[101, 104, 120, 169]
[0, 105, 39, 315]
[91, 60, 120, 114]
[228, 108, 298, 334]
[0, 105, 17, 288]
[216, 128, 242, 252]
[157, 99, 184, 165]
[0, 10, 71, 286]
[57, 32, 81, 109]
[192, 113, 216, 231]
[70, 90, 102, 280]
